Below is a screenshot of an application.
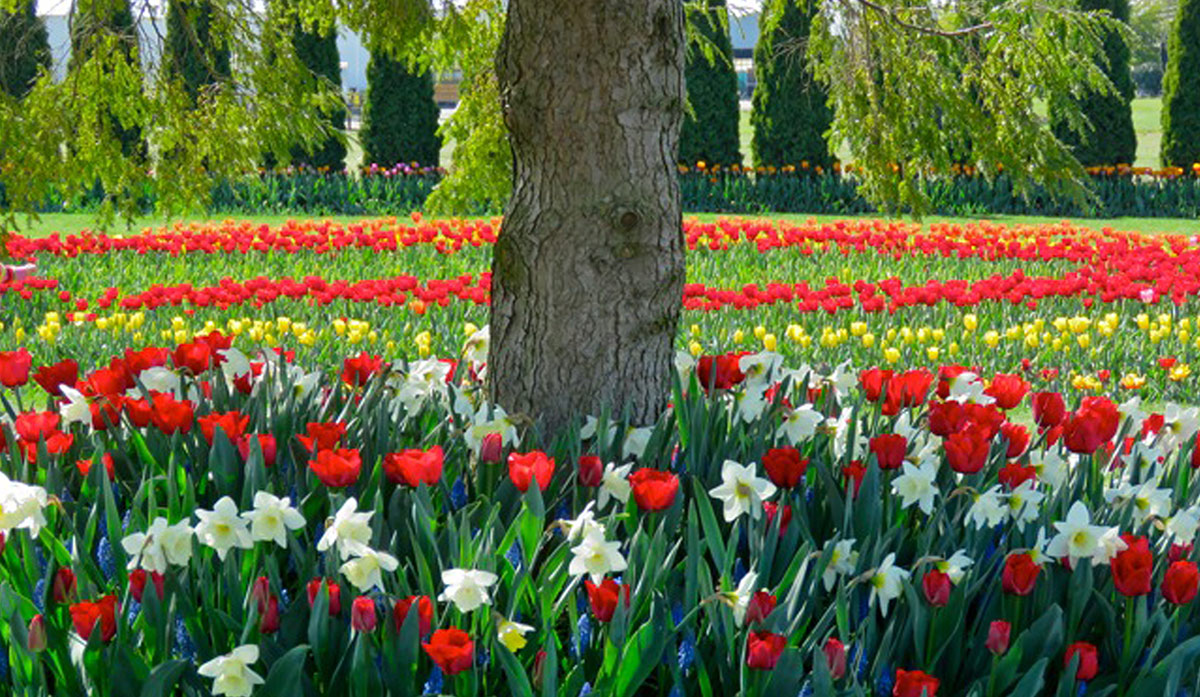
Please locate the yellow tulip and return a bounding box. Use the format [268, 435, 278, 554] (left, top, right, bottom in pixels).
[963, 314, 978, 331]
[884, 347, 901, 364]
[763, 333, 777, 351]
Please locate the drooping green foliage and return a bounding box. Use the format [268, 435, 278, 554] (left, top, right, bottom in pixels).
[678, 0, 741, 167]
[361, 50, 441, 167]
[163, 0, 231, 103]
[0, 0, 49, 99]
[1161, 0, 1200, 168]
[70, 0, 146, 159]
[289, 11, 347, 170]
[1050, 0, 1137, 166]
[750, 0, 832, 170]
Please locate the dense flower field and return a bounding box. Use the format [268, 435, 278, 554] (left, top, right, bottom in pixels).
[4, 216, 1200, 402]
[2, 334, 1200, 695]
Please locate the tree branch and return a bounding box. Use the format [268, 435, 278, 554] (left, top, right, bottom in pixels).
[852, 0, 995, 38]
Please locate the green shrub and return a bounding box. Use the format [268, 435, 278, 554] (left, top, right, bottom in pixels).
[750, 0, 832, 170]
[1161, 0, 1200, 168]
[0, 0, 49, 99]
[679, 0, 741, 167]
[361, 52, 441, 167]
[290, 18, 347, 171]
[1050, 0, 1137, 166]
[163, 0, 230, 102]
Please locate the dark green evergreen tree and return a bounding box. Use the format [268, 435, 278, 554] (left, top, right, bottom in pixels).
[750, 0, 832, 170]
[70, 0, 145, 159]
[361, 52, 441, 167]
[1161, 0, 1200, 168]
[164, 0, 231, 103]
[0, 0, 50, 99]
[1050, 0, 1137, 166]
[678, 0, 741, 167]
[290, 18, 347, 170]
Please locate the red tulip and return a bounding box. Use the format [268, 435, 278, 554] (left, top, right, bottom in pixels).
[1169, 543, 1193, 563]
[69, 595, 118, 642]
[986, 620, 1010, 655]
[1062, 397, 1119, 455]
[883, 369, 934, 415]
[744, 591, 777, 625]
[1063, 642, 1099, 681]
[984, 373, 1030, 410]
[697, 353, 746, 391]
[823, 637, 846, 679]
[997, 461, 1037, 490]
[922, 569, 952, 607]
[859, 368, 893, 402]
[936, 365, 970, 400]
[944, 429, 990, 474]
[423, 628, 475, 675]
[128, 569, 165, 603]
[123, 347, 170, 375]
[1110, 535, 1153, 597]
[508, 450, 556, 492]
[843, 460, 866, 497]
[1031, 392, 1066, 429]
[383, 446, 444, 487]
[763, 501, 792, 537]
[745, 631, 786, 670]
[893, 669, 940, 697]
[870, 434, 907, 470]
[171, 341, 212, 374]
[236, 434, 278, 467]
[1002, 553, 1040, 596]
[259, 594, 280, 634]
[1162, 561, 1199, 605]
[307, 578, 342, 615]
[149, 392, 194, 435]
[309, 448, 362, 488]
[342, 352, 385, 387]
[479, 432, 504, 464]
[762, 447, 808, 488]
[578, 455, 604, 487]
[123, 397, 154, 428]
[297, 421, 347, 451]
[393, 595, 434, 636]
[351, 596, 378, 632]
[197, 410, 250, 445]
[0, 348, 32, 387]
[584, 578, 630, 623]
[15, 411, 61, 443]
[1000, 422, 1030, 459]
[33, 359, 78, 396]
[27, 614, 46, 652]
[628, 468, 679, 511]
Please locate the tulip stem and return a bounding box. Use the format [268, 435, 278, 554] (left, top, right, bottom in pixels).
[1122, 596, 1133, 658]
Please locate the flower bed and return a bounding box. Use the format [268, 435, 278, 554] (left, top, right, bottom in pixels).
[2, 338, 1200, 695]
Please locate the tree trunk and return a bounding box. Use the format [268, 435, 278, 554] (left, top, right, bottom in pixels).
[492, 0, 686, 434]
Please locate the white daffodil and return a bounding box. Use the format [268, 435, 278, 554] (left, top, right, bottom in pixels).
[735, 386, 769, 423]
[160, 519, 196, 567]
[1130, 480, 1174, 522]
[1160, 404, 1200, 452]
[1007, 481, 1045, 532]
[597, 462, 633, 510]
[340, 547, 400, 591]
[218, 348, 252, 382]
[891, 457, 938, 515]
[563, 502, 603, 542]
[738, 351, 783, 387]
[830, 408, 868, 460]
[869, 553, 910, 617]
[464, 404, 519, 455]
[121, 517, 170, 574]
[317, 498, 373, 560]
[1045, 501, 1111, 565]
[287, 366, 323, 399]
[936, 550, 973, 584]
[1167, 505, 1200, 544]
[438, 568, 499, 613]
[198, 644, 264, 697]
[622, 427, 653, 460]
[821, 539, 858, 591]
[242, 492, 306, 548]
[497, 619, 535, 652]
[826, 361, 858, 400]
[1118, 396, 1147, 427]
[195, 497, 254, 560]
[1028, 449, 1070, 490]
[947, 372, 994, 405]
[1093, 527, 1129, 565]
[777, 404, 823, 445]
[462, 325, 490, 368]
[580, 416, 618, 445]
[674, 351, 697, 383]
[568, 529, 628, 584]
[138, 367, 182, 396]
[0, 472, 49, 538]
[395, 358, 452, 413]
[58, 386, 92, 428]
[708, 460, 777, 522]
[967, 486, 1007, 529]
[723, 571, 761, 624]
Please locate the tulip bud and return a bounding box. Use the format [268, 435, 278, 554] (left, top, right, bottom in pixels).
[52, 568, 77, 604]
[578, 455, 603, 487]
[259, 595, 280, 634]
[532, 649, 548, 690]
[922, 570, 952, 607]
[351, 596, 377, 632]
[479, 432, 503, 464]
[744, 591, 777, 625]
[986, 620, 1011, 655]
[129, 569, 165, 603]
[251, 576, 271, 613]
[27, 614, 46, 652]
[822, 637, 846, 680]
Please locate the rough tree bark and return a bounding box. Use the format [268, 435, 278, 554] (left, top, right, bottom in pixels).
[492, 0, 687, 434]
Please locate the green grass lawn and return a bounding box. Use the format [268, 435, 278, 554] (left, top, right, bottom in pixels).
[8, 210, 1197, 240]
[739, 97, 1164, 169]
